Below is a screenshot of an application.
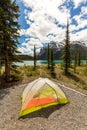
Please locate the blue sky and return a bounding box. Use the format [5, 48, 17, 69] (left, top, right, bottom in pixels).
[17, 0, 87, 55]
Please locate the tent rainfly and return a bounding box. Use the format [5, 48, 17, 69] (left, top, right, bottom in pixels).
[20, 78, 68, 117]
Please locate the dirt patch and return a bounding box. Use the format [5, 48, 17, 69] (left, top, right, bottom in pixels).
[0, 80, 87, 130]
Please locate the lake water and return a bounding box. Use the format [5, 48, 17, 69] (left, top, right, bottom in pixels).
[15, 60, 63, 66]
[15, 60, 86, 66]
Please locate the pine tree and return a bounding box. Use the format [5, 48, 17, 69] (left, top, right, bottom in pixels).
[50, 48, 56, 78]
[0, 0, 20, 81]
[47, 43, 51, 69]
[63, 19, 71, 74]
[78, 49, 81, 66]
[86, 53, 87, 65]
[74, 52, 78, 73]
[34, 45, 36, 69]
[50, 48, 54, 70]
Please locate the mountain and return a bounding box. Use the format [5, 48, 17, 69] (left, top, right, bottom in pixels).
[70, 41, 87, 59]
[37, 41, 87, 60]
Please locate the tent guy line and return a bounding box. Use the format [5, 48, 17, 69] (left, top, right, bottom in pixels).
[57, 82, 87, 97]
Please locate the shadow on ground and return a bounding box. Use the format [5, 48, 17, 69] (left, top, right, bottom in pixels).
[19, 104, 66, 119]
[66, 73, 86, 85]
[0, 89, 9, 100]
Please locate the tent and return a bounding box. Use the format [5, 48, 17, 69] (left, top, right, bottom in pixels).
[20, 78, 68, 117]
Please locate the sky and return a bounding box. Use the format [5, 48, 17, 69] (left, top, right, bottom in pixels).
[16, 0, 87, 55]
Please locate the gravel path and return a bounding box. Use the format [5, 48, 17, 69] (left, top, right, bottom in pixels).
[0, 82, 87, 130]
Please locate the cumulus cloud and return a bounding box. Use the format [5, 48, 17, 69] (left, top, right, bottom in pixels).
[18, 0, 87, 55]
[19, 0, 68, 40]
[73, 0, 87, 8]
[71, 5, 87, 32]
[70, 28, 87, 42]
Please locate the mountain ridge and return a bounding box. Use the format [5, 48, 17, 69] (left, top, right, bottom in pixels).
[37, 41, 87, 60]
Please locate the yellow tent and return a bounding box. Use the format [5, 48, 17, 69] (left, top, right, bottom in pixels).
[20, 78, 68, 117]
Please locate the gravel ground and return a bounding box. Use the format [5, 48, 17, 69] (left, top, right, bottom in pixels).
[0, 82, 87, 130]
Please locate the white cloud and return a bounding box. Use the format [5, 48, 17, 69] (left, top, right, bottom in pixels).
[18, 0, 87, 55]
[71, 18, 87, 31]
[18, 37, 43, 55]
[20, 0, 69, 43]
[71, 5, 87, 31]
[70, 28, 87, 41]
[18, 46, 29, 54]
[81, 6, 87, 14]
[73, 0, 87, 8]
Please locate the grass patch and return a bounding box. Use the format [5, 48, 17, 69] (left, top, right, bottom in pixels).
[0, 64, 87, 90]
[18, 65, 87, 90]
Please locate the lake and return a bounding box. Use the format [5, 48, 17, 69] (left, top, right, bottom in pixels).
[15, 60, 63, 66]
[15, 60, 87, 66]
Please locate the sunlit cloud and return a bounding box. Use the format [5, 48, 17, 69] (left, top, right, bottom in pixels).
[17, 0, 87, 55]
